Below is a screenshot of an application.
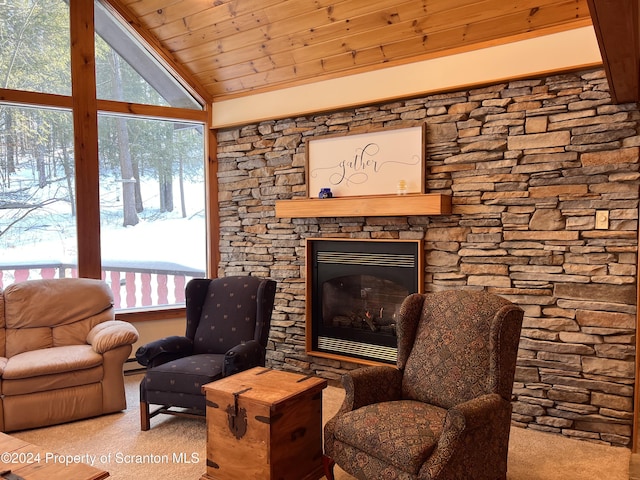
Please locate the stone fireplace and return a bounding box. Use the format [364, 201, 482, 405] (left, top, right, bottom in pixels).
[216, 68, 638, 447]
[305, 238, 423, 364]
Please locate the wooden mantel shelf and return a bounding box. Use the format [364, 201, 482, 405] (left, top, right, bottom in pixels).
[275, 193, 451, 218]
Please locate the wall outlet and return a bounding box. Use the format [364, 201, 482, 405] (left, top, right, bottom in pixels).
[595, 210, 609, 230]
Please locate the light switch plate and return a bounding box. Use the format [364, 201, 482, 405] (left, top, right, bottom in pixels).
[595, 210, 609, 230]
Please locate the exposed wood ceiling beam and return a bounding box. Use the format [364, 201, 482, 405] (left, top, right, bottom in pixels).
[587, 0, 640, 103]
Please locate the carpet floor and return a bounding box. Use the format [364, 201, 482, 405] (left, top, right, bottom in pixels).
[9, 373, 631, 479]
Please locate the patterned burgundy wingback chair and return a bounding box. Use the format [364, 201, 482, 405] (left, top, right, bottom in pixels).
[323, 290, 523, 480]
[136, 276, 276, 430]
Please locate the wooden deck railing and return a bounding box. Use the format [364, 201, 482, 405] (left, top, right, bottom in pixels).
[0, 261, 205, 310]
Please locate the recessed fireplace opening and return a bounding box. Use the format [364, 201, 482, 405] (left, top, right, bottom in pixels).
[306, 238, 423, 364]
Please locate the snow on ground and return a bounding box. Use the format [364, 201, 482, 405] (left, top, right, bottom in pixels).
[1, 174, 206, 289]
[100, 215, 205, 271]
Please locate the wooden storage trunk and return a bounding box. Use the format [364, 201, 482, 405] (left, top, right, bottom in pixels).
[201, 367, 327, 480]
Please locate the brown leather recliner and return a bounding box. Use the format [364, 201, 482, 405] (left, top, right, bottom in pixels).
[0, 278, 139, 431]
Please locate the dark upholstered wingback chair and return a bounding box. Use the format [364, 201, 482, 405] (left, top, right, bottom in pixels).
[323, 290, 523, 480]
[136, 276, 276, 430]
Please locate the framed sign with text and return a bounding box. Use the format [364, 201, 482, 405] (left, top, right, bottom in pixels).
[305, 124, 425, 198]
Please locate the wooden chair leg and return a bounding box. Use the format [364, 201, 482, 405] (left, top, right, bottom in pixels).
[140, 401, 150, 431]
[323, 454, 335, 480]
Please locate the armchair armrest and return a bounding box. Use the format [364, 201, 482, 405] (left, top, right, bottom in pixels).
[421, 393, 511, 479]
[135, 335, 194, 367]
[87, 320, 139, 354]
[342, 365, 402, 412]
[223, 340, 263, 376]
[450, 393, 508, 431]
[324, 365, 403, 459]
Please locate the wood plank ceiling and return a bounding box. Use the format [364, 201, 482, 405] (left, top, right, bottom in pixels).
[112, 0, 638, 104]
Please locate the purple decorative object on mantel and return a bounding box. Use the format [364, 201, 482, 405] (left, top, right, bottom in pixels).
[319, 188, 333, 198]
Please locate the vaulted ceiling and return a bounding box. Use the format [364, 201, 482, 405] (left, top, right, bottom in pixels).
[109, 0, 639, 105]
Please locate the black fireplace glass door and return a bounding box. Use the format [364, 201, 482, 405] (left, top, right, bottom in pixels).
[308, 239, 421, 364]
[322, 274, 408, 337]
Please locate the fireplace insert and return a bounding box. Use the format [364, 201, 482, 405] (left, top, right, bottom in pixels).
[306, 238, 423, 364]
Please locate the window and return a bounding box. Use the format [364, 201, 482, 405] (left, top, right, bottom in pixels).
[98, 114, 205, 308]
[0, 1, 70, 95]
[0, 105, 77, 283]
[0, 1, 209, 312]
[94, 1, 201, 110]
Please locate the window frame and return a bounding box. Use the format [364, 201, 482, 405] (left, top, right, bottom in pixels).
[0, 0, 219, 322]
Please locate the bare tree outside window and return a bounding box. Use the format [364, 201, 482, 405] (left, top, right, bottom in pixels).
[0, 1, 206, 310]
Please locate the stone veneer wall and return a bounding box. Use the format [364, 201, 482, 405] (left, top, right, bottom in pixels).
[216, 68, 638, 447]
